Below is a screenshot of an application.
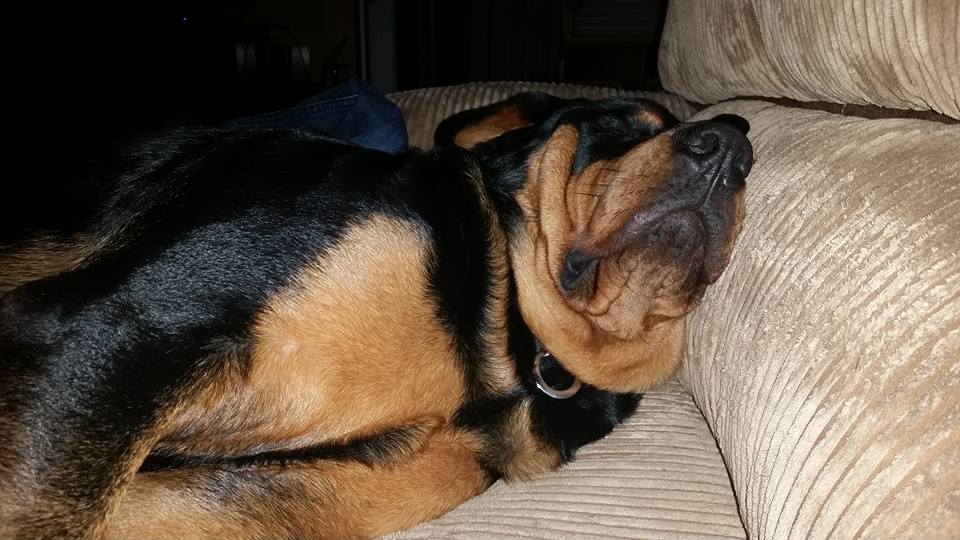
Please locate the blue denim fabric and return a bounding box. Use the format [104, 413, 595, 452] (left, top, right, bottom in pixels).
[222, 79, 408, 154]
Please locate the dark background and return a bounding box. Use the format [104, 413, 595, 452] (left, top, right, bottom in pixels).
[6, 0, 668, 167]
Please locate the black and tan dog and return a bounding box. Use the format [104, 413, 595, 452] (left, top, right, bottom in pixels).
[0, 93, 752, 539]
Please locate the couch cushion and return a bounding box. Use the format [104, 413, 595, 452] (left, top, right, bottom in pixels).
[389, 82, 697, 149]
[681, 101, 960, 538]
[389, 381, 745, 539]
[658, 0, 960, 119]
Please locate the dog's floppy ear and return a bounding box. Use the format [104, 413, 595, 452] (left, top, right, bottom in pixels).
[434, 92, 572, 150]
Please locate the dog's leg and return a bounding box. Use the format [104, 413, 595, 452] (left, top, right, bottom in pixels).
[0, 277, 243, 539]
[106, 428, 490, 540]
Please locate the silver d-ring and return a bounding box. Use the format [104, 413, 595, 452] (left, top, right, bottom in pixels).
[533, 350, 582, 399]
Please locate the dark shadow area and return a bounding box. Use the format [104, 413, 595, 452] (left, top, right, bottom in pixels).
[393, 0, 667, 91]
[3, 0, 668, 209]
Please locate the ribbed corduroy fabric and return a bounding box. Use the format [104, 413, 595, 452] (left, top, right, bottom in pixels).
[390, 381, 746, 539]
[682, 100, 960, 539]
[388, 82, 697, 149]
[658, 0, 960, 120]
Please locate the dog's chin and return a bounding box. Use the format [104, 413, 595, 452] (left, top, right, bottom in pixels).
[567, 208, 736, 336]
[654, 210, 736, 287]
[619, 207, 735, 291]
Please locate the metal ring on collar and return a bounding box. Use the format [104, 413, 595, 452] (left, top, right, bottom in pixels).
[532, 350, 582, 399]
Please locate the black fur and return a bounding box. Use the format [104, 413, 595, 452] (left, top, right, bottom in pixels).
[1, 93, 672, 534]
[433, 92, 571, 149]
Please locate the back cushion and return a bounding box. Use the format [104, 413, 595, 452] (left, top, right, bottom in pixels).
[659, 0, 960, 119]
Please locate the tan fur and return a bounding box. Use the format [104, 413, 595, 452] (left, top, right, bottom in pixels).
[460, 166, 521, 397]
[0, 233, 104, 294]
[510, 125, 722, 391]
[566, 137, 675, 256]
[108, 429, 489, 540]
[637, 109, 666, 130]
[98, 184, 549, 539]
[100, 216, 501, 538]
[453, 105, 530, 149]
[497, 400, 562, 481]
[157, 216, 465, 456]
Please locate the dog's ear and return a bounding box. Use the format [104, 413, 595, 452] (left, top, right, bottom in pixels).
[434, 92, 573, 150]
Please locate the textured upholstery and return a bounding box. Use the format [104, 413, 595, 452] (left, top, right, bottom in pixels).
[391, 381, 745, 539]
[658, 0, 960, 120]
[388, 82, 696, 149]
[681, 100, 960, 539]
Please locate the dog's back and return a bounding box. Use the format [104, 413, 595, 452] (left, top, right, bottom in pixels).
[1, 129, 364, 293]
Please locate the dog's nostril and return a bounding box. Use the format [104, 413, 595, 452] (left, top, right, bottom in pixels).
[736, 152, 752, 177]
[683, 131, 719, 156]
[724, 147, 753, 191]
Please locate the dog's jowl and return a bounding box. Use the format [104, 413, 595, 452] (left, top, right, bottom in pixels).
[0, 93, 752, 539]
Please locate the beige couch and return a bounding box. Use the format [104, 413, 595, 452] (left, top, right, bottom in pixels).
[385, 1, 959, 538]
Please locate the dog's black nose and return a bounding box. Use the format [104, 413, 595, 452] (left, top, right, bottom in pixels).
[676, 115, 753, 191]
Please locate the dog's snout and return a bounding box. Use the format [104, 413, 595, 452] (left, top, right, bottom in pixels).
[676, 115, 753, 191]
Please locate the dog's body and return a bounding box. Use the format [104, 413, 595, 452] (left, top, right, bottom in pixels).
[0, 94, 752, 539]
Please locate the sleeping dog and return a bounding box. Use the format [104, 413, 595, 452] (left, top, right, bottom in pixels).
[0, 93, 752, 539]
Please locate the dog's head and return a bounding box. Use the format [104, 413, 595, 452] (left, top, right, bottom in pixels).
[436, 93, 753, 392]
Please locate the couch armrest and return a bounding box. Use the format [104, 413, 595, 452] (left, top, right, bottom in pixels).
[681, 100, 960, 538]
[388, 81, 696, 149]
